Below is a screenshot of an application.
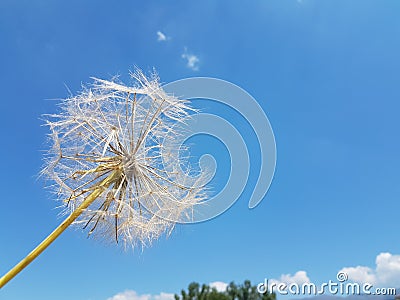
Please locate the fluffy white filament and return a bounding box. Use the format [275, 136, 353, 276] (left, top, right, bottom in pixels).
[42, 69, 207, 248]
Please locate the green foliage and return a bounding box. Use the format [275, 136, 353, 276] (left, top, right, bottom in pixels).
[175, 280, 276, 300]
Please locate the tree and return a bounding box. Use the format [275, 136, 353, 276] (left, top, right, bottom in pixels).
[175, 280, 276, 300]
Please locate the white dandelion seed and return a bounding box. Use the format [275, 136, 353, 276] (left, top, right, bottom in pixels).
[0, 68, 208, 288]
[43, 69, 208, 246]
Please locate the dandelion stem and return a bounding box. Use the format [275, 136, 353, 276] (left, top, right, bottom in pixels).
[0, 171, 120, 288]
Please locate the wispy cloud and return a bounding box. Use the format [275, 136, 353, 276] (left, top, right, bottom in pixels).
[156, 31, 169, 42]
[182, 48, 200, 71]
[339, 252, 400, 287]
[107, 290, 175, 300]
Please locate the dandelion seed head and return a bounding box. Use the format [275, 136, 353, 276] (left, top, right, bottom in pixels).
[42, 68, 208, 248]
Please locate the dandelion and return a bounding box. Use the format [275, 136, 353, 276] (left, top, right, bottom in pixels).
[0, 68, 207, 288]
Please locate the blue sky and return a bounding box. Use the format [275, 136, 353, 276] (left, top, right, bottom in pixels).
[1, 0, 400, 299]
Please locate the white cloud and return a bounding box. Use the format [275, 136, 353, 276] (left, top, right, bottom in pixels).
[181, 48, 199, 71]
[269, 271, 310, 287]
[339, 252, 400, 287]
[107, 290, 175, 300]
[280, 271, 310, 284]
[154, 293, 175, 300]
[339, 266, 377, 285]
[209, 281, 228, 292]
[157, 31, 169, 42]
